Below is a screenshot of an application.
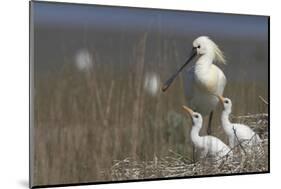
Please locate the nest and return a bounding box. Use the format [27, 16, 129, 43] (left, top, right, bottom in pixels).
[108, 113, 268, 180]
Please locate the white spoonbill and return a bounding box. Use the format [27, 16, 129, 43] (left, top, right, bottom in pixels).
[162, 36, 227, 134]
[217, 95, 261, 148]
[182, 106, 232, 160]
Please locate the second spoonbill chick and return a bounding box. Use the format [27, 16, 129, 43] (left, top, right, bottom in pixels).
[218, 96, 261, 148]
[182, 106, 232, 160]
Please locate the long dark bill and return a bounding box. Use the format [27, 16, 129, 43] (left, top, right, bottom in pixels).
[162, 47, 197, 92]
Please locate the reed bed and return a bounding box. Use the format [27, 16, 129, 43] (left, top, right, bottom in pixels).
[32, 33, 268, 186]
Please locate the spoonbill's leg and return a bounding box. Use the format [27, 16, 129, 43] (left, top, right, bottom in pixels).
[207, 111, 213, 135]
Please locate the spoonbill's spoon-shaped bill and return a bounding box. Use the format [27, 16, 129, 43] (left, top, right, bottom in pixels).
[162, 47, 197, 92]
[182, 105, 194, 121]
[182, 105, 194, 116]
[217, 95, 225, 104]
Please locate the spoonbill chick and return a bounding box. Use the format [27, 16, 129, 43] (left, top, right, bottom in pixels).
[218, 96, 261, 148]
[163, 36, 227, 134]
[182, 106, 232, 160]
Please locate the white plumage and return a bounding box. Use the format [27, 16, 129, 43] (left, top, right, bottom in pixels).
[182, 106, 232, 160]
[184, 65, 226, 115]
[218, 96, 261, 148]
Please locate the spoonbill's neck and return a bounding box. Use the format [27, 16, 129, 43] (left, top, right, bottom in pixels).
[194, 54, 214, 74]
[221, 109, 232, 134]
[196, 53, 214, 66]
[190, 124, 203, 148]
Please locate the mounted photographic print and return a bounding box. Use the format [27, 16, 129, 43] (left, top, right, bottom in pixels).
[29, 1, 269, 188]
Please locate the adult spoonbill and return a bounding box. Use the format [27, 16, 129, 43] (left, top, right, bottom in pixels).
[217, 95, 261, 148]
[162, 36, 226, 134]
[182, 106, 232, 161]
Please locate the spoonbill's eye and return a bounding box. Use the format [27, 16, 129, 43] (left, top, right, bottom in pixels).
[194, 114, 199, 118]
[225, 100, 229, 104]
[197, 45, 201, 48]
